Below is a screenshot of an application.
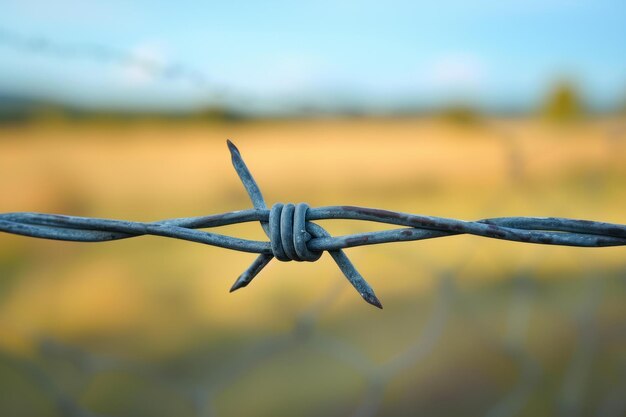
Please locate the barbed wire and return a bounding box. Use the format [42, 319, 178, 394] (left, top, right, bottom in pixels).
[1, 140, 625, 309]
[0, 26, 224, 97]
[0, 26, 304, 114]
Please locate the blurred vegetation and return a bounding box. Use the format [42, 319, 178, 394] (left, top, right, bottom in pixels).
[0, 96, 245, 125]
[541, 80, 584, 122]
[438, 104, 483, 125]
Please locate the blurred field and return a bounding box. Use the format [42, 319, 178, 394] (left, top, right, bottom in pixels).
[0, 117, 624, 417]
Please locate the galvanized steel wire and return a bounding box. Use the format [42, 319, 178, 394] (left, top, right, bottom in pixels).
[1, 140, 625, 308]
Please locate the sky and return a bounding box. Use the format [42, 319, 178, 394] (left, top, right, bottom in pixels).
[0, 0, 624, 113]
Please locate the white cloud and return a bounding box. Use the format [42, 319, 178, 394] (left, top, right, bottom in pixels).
[118, 43, 168, 86]
[426, 53, 486, 91]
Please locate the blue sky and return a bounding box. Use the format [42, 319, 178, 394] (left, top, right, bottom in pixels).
[0, 0, 624, 112]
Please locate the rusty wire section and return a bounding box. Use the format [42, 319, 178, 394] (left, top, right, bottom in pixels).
[1, 140, 625, 309]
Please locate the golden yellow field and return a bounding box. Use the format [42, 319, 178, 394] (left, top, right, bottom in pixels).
[0, 117, 624, 416]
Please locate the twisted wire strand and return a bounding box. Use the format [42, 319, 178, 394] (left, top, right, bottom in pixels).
[0, 26, 221, 95]
[0, 26, 294, 114]
[1, 140, 625, 308]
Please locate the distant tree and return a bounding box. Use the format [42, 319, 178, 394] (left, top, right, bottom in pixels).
[439, 103, 482, 125]
[542, 80, 584, 122]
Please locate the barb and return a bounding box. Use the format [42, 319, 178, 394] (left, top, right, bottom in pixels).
[1, 141, 625, 308]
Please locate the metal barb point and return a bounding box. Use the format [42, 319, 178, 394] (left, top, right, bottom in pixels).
[364, 293, 383, 309]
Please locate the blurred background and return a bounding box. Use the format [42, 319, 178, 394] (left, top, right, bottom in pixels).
[0, 1, 625, 416]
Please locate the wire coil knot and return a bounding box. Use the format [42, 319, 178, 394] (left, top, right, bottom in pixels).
[269, 203, 322, 262]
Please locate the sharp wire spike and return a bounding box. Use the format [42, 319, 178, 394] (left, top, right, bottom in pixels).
[229, 253, 273, 292]
[307, 222, 382, 308]
[227, 140, 274, 289]
[226, 140, 269, 218]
